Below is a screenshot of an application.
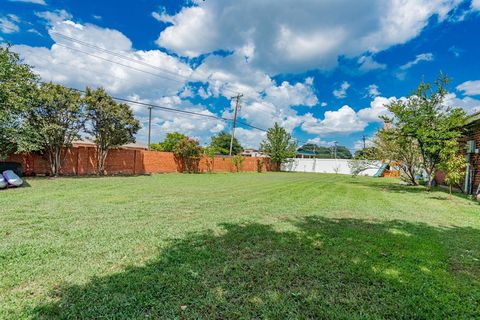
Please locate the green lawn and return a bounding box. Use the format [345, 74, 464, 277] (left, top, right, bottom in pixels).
[1, 173, 479, 319]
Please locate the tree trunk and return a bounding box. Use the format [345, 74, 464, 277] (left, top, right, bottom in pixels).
[54, 147, 61, 177]
[47, 147, 61, 177]
[97, 148, 109, 176]
[425, 167, 435, 191]
[47, 150, 56, 177]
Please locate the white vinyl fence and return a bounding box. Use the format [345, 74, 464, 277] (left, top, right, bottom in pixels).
[281, 158, 382, 176]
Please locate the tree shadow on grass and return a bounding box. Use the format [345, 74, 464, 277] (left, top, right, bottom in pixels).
[30, 217, 480, 319]
[349, 178, 477, 202]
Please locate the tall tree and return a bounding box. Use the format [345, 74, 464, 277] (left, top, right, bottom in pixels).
[384, 74, 466, 189]
[0, 45, 40, 158]
[28, 83, 83, 176]
[173, 137, 202, 173]
[83, 87, 140, 175]
[373, 128, 421, 185]
[152, 132, 187, 152]
[439, 139, 467, 197]
[260, 123, 297, 170]
[210, 131, 243, 155]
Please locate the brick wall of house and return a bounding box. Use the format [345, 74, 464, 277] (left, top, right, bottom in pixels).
[436, 121, 480, 193]
[6, 147, 270, 176]
[465, 124, 480, 192]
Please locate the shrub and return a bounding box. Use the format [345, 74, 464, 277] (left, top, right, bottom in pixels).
[173, 137, 202, 173]
[232, 155, 245, 172]
[203, 146, 217, 173]
[256, 159, 264, 173]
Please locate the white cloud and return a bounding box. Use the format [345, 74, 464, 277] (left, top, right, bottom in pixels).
[333, 81, 350, 99]
[353, 137, 375, 151]
[126, 95, 226, 145]
[0, 15, 20, 34]
[472, 0, 480, 10]
[7, 14, 21, 23]
[12, 13, 322, 148]
[321, 102, 328, 107]
[190, 50, 319, 136]
[396, 52, 434, 80]
[35, 10, 72, 25]
[14, 17, 192, 97]
[301, 96, 398, 135]
[456, 80, 480, 96]
[448, 46, 462, 57]
[444, 93, 480, 114]
[357, 96, 396, 122]
[10, 15, 233, 145]
[27, 28, 42, 36]
[152, 7, 175, 24]
[399, 52, 434, 70]
[302, 106, 367, 135]
[367, 84, 381, 97]
[9, 0, 46, 4]
[263, 77, 318, 108]
[155, 0, 461, 74]
[234, 128, 266, 148]
[306, 137, 332, 147]
[197, 87, 212, 99]
[358, 55, 386, 72]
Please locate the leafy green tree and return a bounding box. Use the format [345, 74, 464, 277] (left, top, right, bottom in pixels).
[384, 74, 466, 189]
[173, 137, 202, 173]
[149, 143, 163, 151]
[354, 147, 379, 160]
[83, 87, 140, 175]
[210, 131, 243, 155]
[0, 45, 40, 158]
[374, 128, 421, 185]
[28, 83, 83, 176]
[154, 132, 188, 152]
[260, 123, 297, 170]
[439, 139, 467, 197]
[334, 146, 353, 159]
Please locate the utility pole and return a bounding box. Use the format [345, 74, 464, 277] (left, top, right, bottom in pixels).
[333, 141, 338, 160]
[147, 107, 152, 150]
[362, 135, 366, 150]
[229, 93, 243, 156]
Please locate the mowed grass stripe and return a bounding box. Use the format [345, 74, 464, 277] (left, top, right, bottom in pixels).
[0, 172, 479, 319]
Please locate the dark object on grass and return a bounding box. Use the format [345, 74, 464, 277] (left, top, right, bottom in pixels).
[0, 162, 23, 177]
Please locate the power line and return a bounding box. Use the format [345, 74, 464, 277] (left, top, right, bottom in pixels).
[52, 32, 196, 84]
[55, 43, 188, 84]
[71, 87, 227, 121]
[68, 86, 268, 133]
[52, 32, 298, 108]
[52, 32, 245, 97]
[51, 33, 312, 134]
[34, 37, 326, 147]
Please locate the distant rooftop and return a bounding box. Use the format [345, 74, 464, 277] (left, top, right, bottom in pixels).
[296, 151, 316, 155]
[72, 139, 148, 150]
[467, 112, 480, 125]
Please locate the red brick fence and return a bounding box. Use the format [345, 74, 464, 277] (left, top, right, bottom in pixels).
[6, 147, 270, 176]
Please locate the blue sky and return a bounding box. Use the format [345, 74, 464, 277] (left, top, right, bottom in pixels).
[2, 0, 480, 151]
